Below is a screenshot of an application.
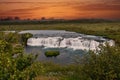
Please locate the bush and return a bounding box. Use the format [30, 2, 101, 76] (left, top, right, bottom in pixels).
[0, 38, 39, 80]
[45, 51, 60, 57]
[81, 45, 120, 80]
[20, 33, 33, 46]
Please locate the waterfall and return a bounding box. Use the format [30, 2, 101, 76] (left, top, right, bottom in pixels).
[27, 37, 114, 51]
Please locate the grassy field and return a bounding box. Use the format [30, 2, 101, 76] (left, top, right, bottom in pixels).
[0, 22, 120, 45]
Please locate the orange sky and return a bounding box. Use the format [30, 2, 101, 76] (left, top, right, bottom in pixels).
[0, 0, 120, 19]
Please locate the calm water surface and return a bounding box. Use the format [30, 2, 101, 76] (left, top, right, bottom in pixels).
[25, 46, 86, 64]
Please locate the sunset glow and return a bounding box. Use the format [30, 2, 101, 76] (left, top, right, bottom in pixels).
[0, 0, 120, 19]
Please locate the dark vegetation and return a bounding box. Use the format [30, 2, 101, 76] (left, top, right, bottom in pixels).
[0, 19, 119, 25]
[20, 33, 33, 46]
[0, 20, 120, 80]
[0, 32, 37, 79]
[45, 51, 60, 57]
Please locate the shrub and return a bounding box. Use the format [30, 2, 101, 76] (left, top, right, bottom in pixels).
[81, 45, 120, 80]
[20, 33, 33, 46]
[45, 50, 60, 57]
[0, 39, 39, 80]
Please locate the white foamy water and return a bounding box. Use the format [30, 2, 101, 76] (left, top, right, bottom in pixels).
[22, 30, 115, 51]
[27, 37, 114, 51]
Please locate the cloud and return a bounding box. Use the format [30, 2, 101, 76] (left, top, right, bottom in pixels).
[0, 6, 45, 18]
[0, 0, 120, 19]
[72, 3, 120, 11]
[11, 7, 45, 12]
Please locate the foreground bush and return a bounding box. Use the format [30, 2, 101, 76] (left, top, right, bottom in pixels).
[80, 45, 120, 80]
[0, 33, 43, 80]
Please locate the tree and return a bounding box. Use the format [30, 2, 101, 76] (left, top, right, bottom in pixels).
[41, 17, 46, 20]
[14, 16, 20, 20]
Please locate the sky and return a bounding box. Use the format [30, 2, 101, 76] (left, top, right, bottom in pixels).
[0, 0, 120, 20]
